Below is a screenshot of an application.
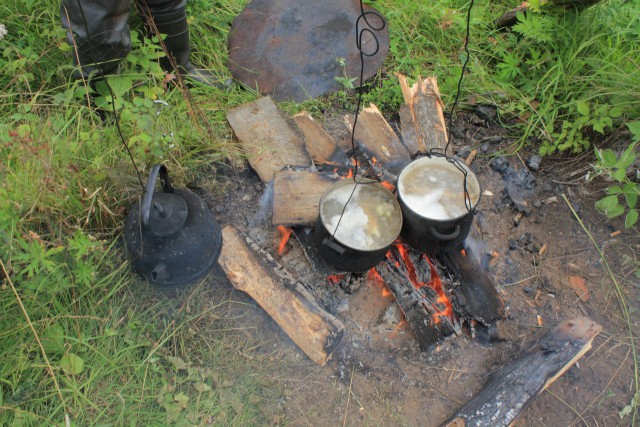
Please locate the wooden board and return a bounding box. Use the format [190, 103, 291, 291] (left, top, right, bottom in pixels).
[344, 103, 410, 174]
[218, 225, 344, 366]
[226, 96, 313, 182]
[396, 74, 449, 154]
[293, 112, 350, 166]
[443, 317, 602, 427]
[272, 170, 337, 226]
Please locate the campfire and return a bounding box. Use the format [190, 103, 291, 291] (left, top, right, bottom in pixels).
[219, 75, 603, 426]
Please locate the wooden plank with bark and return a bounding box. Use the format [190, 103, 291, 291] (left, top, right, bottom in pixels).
[226, 96, 313, 182]
[443, 317, 602, 427]
[344, 103, 410, 174]
[293, 112, 351, 166]
[396, 74, 449, 155]
[272, 170, 338, 226]
[218, 225, 344, 366]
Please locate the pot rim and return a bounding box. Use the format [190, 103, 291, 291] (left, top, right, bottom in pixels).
[397, 156, 481, 223]
[318, 178, 403, 252]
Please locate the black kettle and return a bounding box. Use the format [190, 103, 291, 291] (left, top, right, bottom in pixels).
[124, 164, 222, 287]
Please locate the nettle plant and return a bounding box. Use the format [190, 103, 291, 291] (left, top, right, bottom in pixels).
[593, 121, 640, 229]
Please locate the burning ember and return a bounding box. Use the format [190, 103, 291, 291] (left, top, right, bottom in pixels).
[367, 268, 392, 297]
[384, 243, 454, 325]
[276, 225, 293, 256]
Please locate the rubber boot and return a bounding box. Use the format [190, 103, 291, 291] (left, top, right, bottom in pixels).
[139, 0, 223, 87]
[60, 0, 132, 79]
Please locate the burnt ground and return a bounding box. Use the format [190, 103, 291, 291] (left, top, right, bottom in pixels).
[185, 110, 639, 426]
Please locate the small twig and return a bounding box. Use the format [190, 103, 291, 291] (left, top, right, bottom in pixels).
[427, 381, 463, 405]
[499, 275, 537, 288]
[1, 259, 69, 420]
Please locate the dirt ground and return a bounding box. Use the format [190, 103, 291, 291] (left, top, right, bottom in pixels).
[191, 110, 639, 426]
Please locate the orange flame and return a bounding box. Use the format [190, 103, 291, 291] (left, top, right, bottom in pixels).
[276, 225, 293, 256]
[371, 156, 378, 165]
[367, 268, 393, 297]
[346, 169, 354, 179]
[424, 255, 453, 324]
[390, 244, 454, 325]
[327, 274, 345, 285]
[380, 181, 396, 192]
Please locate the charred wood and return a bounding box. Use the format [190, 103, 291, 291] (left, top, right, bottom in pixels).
[443, 317, 602, 427]
[377, 259, 456, 352]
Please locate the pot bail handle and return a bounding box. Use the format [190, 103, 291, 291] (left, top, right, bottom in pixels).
[141, 164, 175, 231]
[428, 224, 461, 241]
[323, 237, 346, 255]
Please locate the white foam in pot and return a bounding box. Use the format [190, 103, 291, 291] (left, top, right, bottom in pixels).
[398, 157, 480, 220]
[320, 181, 402, 251]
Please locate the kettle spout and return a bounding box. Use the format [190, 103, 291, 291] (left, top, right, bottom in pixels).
[151, 263, 170, 283]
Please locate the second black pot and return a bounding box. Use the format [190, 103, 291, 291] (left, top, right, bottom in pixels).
[397, 156, 481, 254]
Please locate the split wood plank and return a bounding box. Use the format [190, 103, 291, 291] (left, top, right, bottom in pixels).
[293, 112, 350, 166]
[226, 96, 313, 182]
[218, 225, 344, 366]
[443, 316, 602, 427]
[344, 103, 410, 173]
[272, 170, 338, 226]
[396, 74, 449, 155]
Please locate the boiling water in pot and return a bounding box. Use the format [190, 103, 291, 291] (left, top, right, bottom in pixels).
[399, 162, 479, 220]
[321, 183, 401, 251]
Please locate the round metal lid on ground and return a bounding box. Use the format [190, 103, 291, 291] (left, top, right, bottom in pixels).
[227, 0, 389, 102]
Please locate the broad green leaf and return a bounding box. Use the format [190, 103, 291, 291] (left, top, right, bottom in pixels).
[608, 106, 624, 118]
[106, 75, 134, 98]
[617, 143, 637, 169]
[627, 121, 640, 140]
[607, 185, 623, 195]
[42, 324, 65, 355]
[576, 101, 589, 116]
[174, 392, 189, 409]
[626, 192, 638, 209]
[612, 168, 627, 182]
[194, 382, 212, 392]
[593, 120, 605, 134]
[166, 355, 188, 370]
[625, 210, 638, 228]
[595, 195, 620, 213]
[606, 204, 625, 218]
[60, 353, 85, 375]
[601, 149, 617, 167]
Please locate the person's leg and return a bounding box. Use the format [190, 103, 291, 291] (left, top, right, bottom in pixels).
[137, 0, 222, 87]
[60, 0, 132, 79]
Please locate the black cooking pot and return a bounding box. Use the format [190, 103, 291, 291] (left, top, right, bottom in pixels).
[314, 179, 402, 273]
[397, 156, 480, 253]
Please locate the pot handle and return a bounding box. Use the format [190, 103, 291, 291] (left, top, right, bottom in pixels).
[141, 164, 175, 231]
[428, 224, 461, 241]
[322, 238, 346, 255]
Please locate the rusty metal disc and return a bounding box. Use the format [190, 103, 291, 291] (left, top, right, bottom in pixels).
[228, 0, 389, 102]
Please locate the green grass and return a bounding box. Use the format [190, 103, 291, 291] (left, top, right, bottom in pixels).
[1, 0, 639, 424]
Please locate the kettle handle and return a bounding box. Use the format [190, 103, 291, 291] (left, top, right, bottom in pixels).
[141, 164, 175, 230]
